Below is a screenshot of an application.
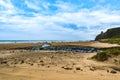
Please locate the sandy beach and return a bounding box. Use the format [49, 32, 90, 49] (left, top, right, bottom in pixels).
[1, 0, 120, 79]
[0, 42, 120, 80]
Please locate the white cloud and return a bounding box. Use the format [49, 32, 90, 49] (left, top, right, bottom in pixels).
[0, 0, 120, 40]
[54, 1, 75, 12]
[0, 0, 14, 9]
[25, 0, 41, 10]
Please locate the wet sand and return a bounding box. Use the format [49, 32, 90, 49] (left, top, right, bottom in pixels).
[0, 41, 119, 50]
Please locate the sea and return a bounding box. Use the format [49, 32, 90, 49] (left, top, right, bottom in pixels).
[0, 40, 80, 44]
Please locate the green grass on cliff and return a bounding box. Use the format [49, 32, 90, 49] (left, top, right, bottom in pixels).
[100, 38, 120, 45]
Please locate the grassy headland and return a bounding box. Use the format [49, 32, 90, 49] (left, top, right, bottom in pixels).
[100, 38, 120, 45]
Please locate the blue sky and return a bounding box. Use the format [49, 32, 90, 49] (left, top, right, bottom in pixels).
[0, 0, 120, 40]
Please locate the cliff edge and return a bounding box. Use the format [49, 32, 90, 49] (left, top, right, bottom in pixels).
[95, 27, 120, 41]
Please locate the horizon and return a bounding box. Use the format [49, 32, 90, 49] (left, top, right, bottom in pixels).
[0, 0, 120, 40]
[0, 39, 89, 41]
[0, 40, 91, 44]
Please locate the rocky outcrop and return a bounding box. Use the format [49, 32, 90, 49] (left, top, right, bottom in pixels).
[95, 27, 120, 40]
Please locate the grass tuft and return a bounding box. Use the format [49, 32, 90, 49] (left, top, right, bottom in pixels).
[92, 47, 120, 61]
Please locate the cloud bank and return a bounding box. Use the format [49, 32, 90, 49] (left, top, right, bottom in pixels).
[0, 0, 120, 40]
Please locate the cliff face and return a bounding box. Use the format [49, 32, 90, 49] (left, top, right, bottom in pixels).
[95, 27, 120, 40]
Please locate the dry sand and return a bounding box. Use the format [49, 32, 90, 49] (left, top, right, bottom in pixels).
[0, 50, 120, 80]
[89, 41, 120, 48]
[0, 42, 120, 80]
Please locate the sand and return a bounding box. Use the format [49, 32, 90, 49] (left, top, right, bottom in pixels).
[0, 42, 120, 80]
[0, 50, 120, 80]
[0, 41, 119, 50]
[89, 41, 120, 48]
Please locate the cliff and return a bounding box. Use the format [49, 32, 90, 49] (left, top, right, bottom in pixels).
[95, 27, 120, 40]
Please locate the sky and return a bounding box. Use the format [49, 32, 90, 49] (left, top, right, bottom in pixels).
[0, 0, 120, 40]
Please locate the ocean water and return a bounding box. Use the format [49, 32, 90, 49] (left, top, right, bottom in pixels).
[0, 40, 78, 44]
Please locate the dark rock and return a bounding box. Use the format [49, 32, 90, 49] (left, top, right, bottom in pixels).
[1, 61, 7, 64]
[64, 67, 73, 70]
[47, 66, 50, 68]
[110, 70, 117, 74]
[111, 66, 120, 71]
[76, 67, 81, 70]
[31, 46, 100, 53]
[90, 67, 95, 71]
[107, 70, 109, 73]
[30, 63, 34, 66]
[20, 60, 24, 64]
[40, 60, 44, 63]
[39, 63, 45, 66]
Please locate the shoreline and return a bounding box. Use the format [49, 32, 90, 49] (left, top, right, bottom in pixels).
[0, 41, 119, 50]
[0, 40, 86, 44]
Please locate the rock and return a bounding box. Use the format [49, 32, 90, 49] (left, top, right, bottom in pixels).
[72, 63, 76, 65]
[30, 63, 34, 66]
[1, 60, 7, 64]
[61, 66, 64, 68]
[110, 66, 120, 72]
[64, 67, 73, 70]
[76, 67, 81, 70]
[90, 67, 95, 71]
[40, 60, 44, 63]
[19, 60, 24, 64]
[25, 58, 30, 64]
[62, 66, 73, 70]
[107, 70, 109, 73]
[110, 70, 117, 74]
[51, 56, 54, 59]
[47, 66, 50, 68]
[114, 59, 118, 62]
[41, 63, 45, 66]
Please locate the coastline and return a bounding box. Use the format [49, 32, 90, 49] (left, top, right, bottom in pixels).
[0, 40, 82, 44]
[0, 41, 119, 50]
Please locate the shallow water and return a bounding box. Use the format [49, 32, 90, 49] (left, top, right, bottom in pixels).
[0, 40, 80, 44]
